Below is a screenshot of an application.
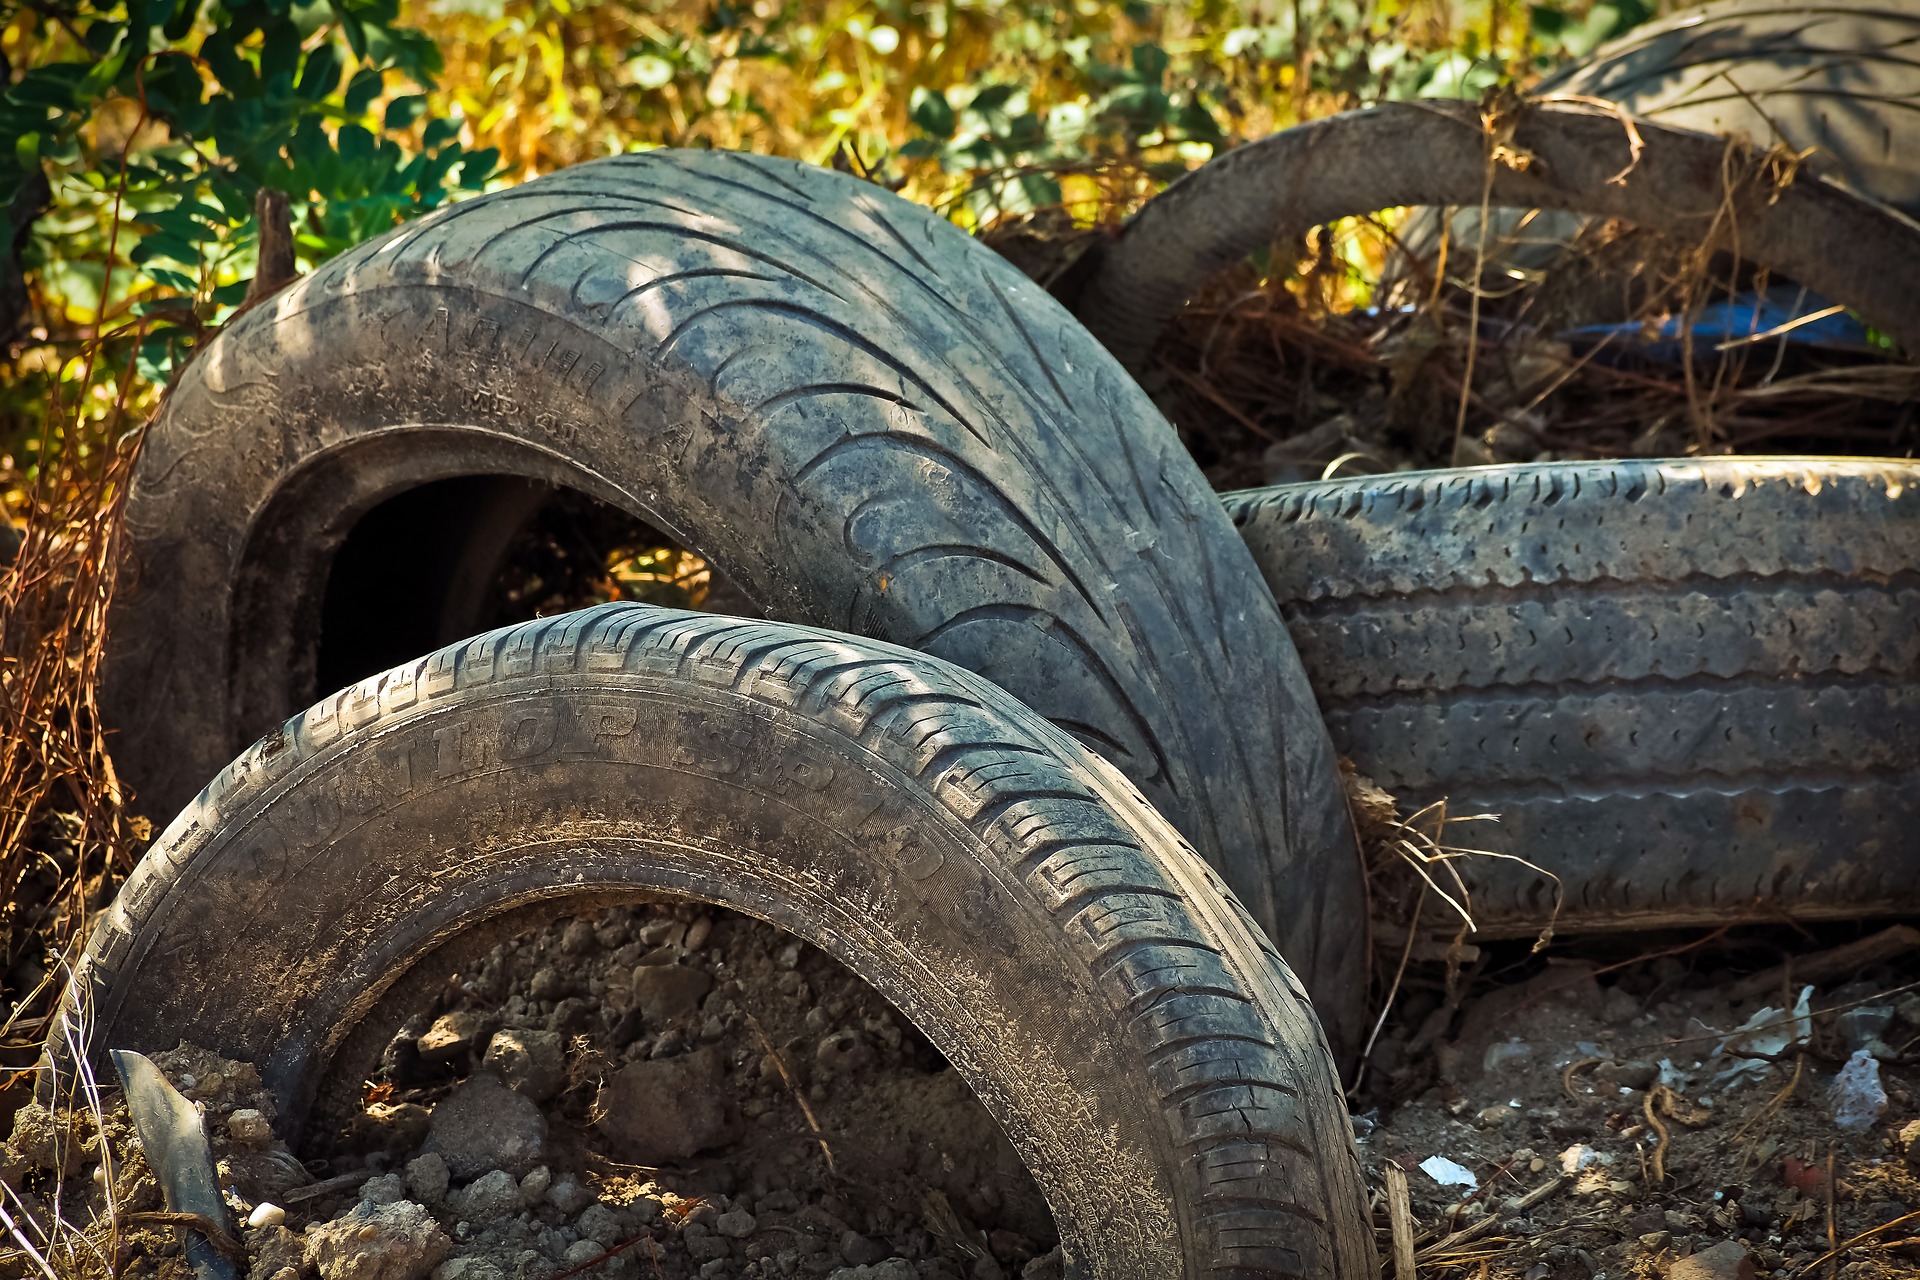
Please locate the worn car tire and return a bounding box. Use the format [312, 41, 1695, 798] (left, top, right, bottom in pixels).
[103, 151, 1366, 1049]
[1222, 457, 1920, 935]
[65, 604, 1375, 1280]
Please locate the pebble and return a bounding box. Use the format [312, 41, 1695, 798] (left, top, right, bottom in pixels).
[684, 917, 713, 951]
[421, 1073, 547, 1178]
[431, 1259, 505, 1280]
[247, 1202, 287, 1229]
[405, 1154, 450, 1206]
[361, 1173, 407, 1207]
[545, 1172, 595, 1216]
[417, 1011, 488, 1063]
[630, 964, 713, 1022]
[713, 1209, 757, 1239]
[839, 1230, 886, 1266]
[595, 1048, 737, 1163]
[482, 1029, 565, 1102]
[576, 1203, 624, 1247]
[561, 1240, 603, 1265]
[227, 1108, 274, 1144]
[517, 1166, 551, 1205]
[528, 967, 568, 1001]
[816, 1030, 874, 1077]
[559, 920, 597, 955]
[451, 1170, 522, 1223]
[305, 1200, 451, 1280]
[1666, 1240, 1755, 1280]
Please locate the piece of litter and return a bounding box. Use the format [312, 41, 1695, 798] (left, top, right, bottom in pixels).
[1559, 1144, 1611, 1174]
[1831, 1048, 1888, 1132]
[1713, 985, 1813, 1088]
[1419, 1156, 1478, 1189]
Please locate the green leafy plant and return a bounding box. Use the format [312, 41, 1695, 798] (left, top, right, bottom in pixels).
[1, 0, 499, 398]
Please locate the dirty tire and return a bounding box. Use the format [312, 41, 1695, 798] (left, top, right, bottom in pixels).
[1395, 0, 1920, 283]
[65, 604, 1375, 1280]
[1222, 457, 1920, 935]
[104, 151, 1365, 1050]
[1064, 100, 1920, 369]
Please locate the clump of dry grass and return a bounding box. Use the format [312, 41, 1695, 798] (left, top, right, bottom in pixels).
[0, 350, 150, 1060]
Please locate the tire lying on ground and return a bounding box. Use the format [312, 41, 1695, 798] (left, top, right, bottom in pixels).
[64, 604, 1376, 1279]
[103, 150, 1367, 1053]
[1222, 457, 1920, 935]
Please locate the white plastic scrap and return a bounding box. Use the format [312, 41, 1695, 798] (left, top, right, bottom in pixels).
[1419, 1156, 1479, 1189]
[1831, 1049, 1888, 1132]
[1558, 1144, 1611, 1174]
[1712, 985, 1814, 1087]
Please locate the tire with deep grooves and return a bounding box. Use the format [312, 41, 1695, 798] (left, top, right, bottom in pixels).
[103, 151, 1366, 1051]
[1222, 457, 1920, 935]
[65, 603, 1376, 1279]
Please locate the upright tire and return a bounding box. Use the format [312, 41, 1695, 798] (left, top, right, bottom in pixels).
[66, 604, 1376, 1279]
[103, 151, 1366, 1049]
[1223, 457, 1920, 935]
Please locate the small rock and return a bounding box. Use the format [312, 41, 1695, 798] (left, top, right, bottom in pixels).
[559, 920, 597, 955]
[1831, 1049, 1888, 1131]
[247, 1202, 287, 1229]
[561, 1241, 603, 1266]
[451, 1169, 523, 1223]
[546, 1172, 595, 1216]
[971, 1257, 1008, 1280]
[1899, 1118, 1920, 1168]
[361, 1173, 407, 1207]
[631, 965, 713, 1022]
[1596, 1060, 1659, 1091]
[1837, 1005, 1895, 1054]
[529, 967, 568, 1001]
[432, 1259, 505, 1280]
[684, 1234, 729, 1263]
[417, 1011, 488, 1063]
[6, 1102, 79, 1170]
[518, 1166, 551, 1205]
[345, 1103, 432, 1157]
[248, 1223, 306, 1280]
[421, 1073, 547, 1178]
[305, 1200, 451, 1280]
[815, 1031, 873, 1077]
[595, 1048, 738, 1163]
[713, 1209, 757, 1239]
[1475, 1105, 1515, 1129]
[548, 997, 593, 1032]
[839, 1230, 886, 1267]
[1021, 1251, 1064, 1280]
[1666, 1240, 1755, 1280]
[638, 920, 685, 948]
[684, 917, 713, 951]
[228, 1108, 275, 1144]
[405, 1154, 450, 1206]
[482, 1029, 566, 1103]
[576, 1203, 624, 1247]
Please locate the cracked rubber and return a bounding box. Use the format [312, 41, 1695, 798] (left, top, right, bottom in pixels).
[1222, 457, 1920, 935]
[101, 151, 1366, 1053]
[64, 604, 1376, 1280]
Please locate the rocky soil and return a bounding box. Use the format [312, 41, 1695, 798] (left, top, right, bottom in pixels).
[2, 901, 1059, 1280]
[6, 904, 1920, 1280]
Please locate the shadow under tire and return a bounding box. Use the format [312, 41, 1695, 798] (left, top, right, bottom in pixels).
[103, 150, 1365, 1051]
[1223, 456, 1920, 935]
[67, 604, 1375, 1280]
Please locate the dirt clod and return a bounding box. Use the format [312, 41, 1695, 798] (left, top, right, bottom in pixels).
[307, 1200, 452, 1280]
[421, 1073, 547, 1178]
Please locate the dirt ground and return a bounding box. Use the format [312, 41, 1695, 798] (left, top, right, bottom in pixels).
[8, 895, 1919, 1280]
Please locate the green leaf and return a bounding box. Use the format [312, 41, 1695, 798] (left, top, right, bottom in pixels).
[968, 84, 1016, 115]
[423, 116, 461, 149]
[344, 66, 384, 117]
[1131, 42, 1170, 83]
[909, 87, 954, 139]
[384, 94, 426, 129]
[297, 42, 344, 101]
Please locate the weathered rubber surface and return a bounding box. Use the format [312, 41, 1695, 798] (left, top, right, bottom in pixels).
[102, 150, 1366, 1050]
[1544, 0, 1920, 219]
[63, 604, 1376, 1279]
[1063, 99, 1920, 369]
[1397, 0, 1920, 283]
[1222, 457, 1920, 936]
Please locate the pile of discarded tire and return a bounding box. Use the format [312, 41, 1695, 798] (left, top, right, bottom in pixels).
[58, 10, 1920, 1272]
